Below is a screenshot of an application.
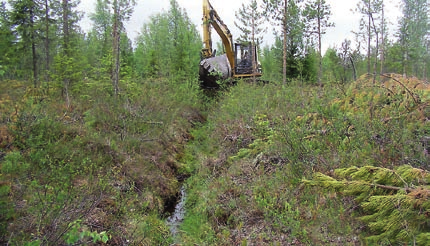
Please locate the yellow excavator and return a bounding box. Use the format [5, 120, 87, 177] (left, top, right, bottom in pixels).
[199, 0, 262, 88]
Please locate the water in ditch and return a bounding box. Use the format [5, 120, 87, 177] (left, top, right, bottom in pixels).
[166, 186, 186, 239]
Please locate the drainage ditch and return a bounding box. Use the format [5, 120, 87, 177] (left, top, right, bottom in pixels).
[166, 186, 187, 237]
[163, 173, 190, 241]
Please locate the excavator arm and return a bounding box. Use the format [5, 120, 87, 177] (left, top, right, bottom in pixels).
[202, 0, 235, 69]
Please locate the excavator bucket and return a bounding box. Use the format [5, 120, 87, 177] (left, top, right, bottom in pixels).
[199, 54, 231, 88]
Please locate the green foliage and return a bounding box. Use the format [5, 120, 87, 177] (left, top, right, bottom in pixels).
[301, 49, 318, 83]
[1, 151, 29, 175]
[52, 54, 84, 93]
[384, 42, 404, 74]
[64, 220, 109, 244]
[397, 0, 429, 78]
[135, 0, 201, 80]
[0, 76, 203, 244]
[1, 1, 429, 243]
[234, 0, 265, 46]
[128, 214, 173, 245]
[178, 73, 429, 244]
[304, 165, 430, 244]
[322, 48, 343, 82]
[260, 34, 317, 83]
[0, 183, 14, 237]
[260, 43, 282, 82]
[0, 2, 14, 79]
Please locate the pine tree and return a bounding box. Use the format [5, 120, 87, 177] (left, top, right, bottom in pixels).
[354, 0, 383, 78]
[234, 0, 266, 46]
[303, 0, 334, 86]
[263, 0, 304, 83]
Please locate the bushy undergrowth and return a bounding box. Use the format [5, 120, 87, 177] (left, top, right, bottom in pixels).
[0, 77, 203, 245]
[179, 75, 429, 245]
[1, 74, 428, 245]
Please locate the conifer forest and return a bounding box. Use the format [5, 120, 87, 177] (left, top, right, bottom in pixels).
[0, 0, 429, 245]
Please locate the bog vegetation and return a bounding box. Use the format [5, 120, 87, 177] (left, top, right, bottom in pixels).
[0, 0, 429, 245]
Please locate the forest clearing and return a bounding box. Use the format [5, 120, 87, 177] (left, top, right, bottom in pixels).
[1, 0, 429, 245]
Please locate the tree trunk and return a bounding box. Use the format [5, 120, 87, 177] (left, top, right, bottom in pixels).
[425, 41, 429, 83]
[282, 0, 288, 85]
[62, 0, 70, 107]
[112, 0, 120, 96]
[62, 0, 69, 55]
[380, 1, 384, 74]
[44, 0, 50, 83]
[252, 12, 256, 83]
[370, 13, 378, 84]
[350, 56, 357, 81]
[367, 0, 371, 74]
[317, 1, 322, 87]
[30, 2, 38, 87]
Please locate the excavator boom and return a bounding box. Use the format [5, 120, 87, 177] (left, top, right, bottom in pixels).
[202, 0, 235, 67]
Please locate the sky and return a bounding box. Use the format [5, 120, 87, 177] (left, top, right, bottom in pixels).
[77, 0, 403, 53]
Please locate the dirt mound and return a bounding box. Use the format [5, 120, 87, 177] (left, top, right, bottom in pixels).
[357, 73, 430, 90]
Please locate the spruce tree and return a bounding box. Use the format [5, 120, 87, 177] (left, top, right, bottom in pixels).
[40, 0, 56, 83]
[90, 0, 112, 56]
[0, 2, 14, 78]
[9, 0, 41, 86]
[52, 0, 82, 106]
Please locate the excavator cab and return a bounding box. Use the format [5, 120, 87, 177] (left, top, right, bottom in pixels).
[234, 43, 258, 75]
